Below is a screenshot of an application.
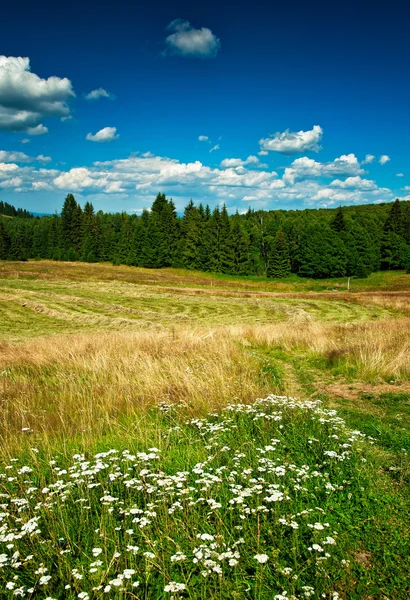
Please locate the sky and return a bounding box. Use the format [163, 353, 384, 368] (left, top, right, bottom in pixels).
[0, 0, 410, 215]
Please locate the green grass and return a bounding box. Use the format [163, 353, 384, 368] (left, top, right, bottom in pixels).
[0, 276, 398, 341]
[2, 260, 410, 293]
[1, 260, 410, 597]
[1, 396, 409, 599]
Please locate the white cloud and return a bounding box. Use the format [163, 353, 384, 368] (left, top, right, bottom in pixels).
[0, 56, 74, 132]
[27, 124, 48, 135]
[32, 181, 52, 190]
[198, 135, 209, 142]
[0, 147, 396, 212]
[209, 144, 220, 153]
[165, 19, 220, 58]
[86, 126, 119, 143]
[0, 149, 51, 163]
[0, 176, 22, 188]
[330, 176, 377, 190]
[0, 162, 19, 172]
[396, 173, 404, 177]
[220, 155, 260, 168]
[283, 153, 364, 184]
[0, 150, 32, 163]
[310, 184, 392, 204]
[85, 88, 115, 101]
[379, 154, 390, 165]
[362, 154, 375, 164]
[54, 167, 95, 190]
[259, 125, 322, 155]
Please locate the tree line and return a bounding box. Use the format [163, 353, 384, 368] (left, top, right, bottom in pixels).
[1, 193, 410, 278]
[0, 201, 33, 220]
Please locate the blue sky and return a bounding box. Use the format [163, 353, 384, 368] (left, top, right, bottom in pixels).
[0, 0, 409, 214]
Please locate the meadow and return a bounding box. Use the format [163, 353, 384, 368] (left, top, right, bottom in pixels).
[0, 261, 409, 599]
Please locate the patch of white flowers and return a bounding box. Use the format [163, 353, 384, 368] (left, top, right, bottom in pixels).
[0, 395, 369, 598]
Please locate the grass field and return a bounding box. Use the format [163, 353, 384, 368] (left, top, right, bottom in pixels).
[0, 261, 409, 599]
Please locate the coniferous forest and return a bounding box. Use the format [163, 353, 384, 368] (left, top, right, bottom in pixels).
[1, 193, 410, 278]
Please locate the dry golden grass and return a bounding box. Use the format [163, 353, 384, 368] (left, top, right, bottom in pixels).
[1, 260, 409, 457]
[0, 328, 275, 455]
[234, 317, 410, 380]
[1, 316, 410, 456]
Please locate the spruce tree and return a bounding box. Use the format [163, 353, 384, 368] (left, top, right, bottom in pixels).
[219, 205, 234, 273]
[384, 199, 403, 236]
[0, 220, 11, 259]
[230, 213, 250, 275]
[330, 207, 346, 232]
[267, 229, 291, 278]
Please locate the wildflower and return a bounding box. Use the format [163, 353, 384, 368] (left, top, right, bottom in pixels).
[164, 582, 186, 593]
[171, 552, 187, 562]
[254, 553, 269, 563]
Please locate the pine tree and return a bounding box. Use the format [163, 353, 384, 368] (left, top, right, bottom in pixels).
[384, 199, 403, 236]
[330, 207, 346, 232]
[0, 221, 11, 259]
[61, 194, 82, 258]
[183, 216, 201, 269]
[230, 213, 250, 275]
[219, 205, 234, 273]
[299, 224, 347, 278]
[267, 230, 291, 278]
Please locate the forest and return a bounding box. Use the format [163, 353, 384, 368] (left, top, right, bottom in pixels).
[1, 194, 410, 278]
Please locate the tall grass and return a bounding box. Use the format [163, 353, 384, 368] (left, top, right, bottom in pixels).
[234, 318, 410, 380]
[0, 330, 270, 456]
[1, 318, 410, 457]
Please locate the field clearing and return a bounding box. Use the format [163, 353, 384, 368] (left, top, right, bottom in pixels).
[0, 261, 410, 598]
[1, 261, 408, 341]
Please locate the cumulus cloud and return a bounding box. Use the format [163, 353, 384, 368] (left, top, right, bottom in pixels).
[0, 176, 22, 188]
[259, 125, 322, 155]
[379, 154, 390, 165]
[209, 144, 220, 153]
[0, 149, 51, 163]
[283, 154, 364, 184]
[165, 19, 220, 58]
[27, 124, 48, 135]
[86, 126, 119, 143]
[362, 154, 375, 164]
[330, 176, 377, 190]
[0, 148, 395, 211]
[198, 135, 209, 142]
[396, 173, 404, 177]
[85, 88, 115, 101]
[220, 155, 260, 168]
[0, 56, 74, 132]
